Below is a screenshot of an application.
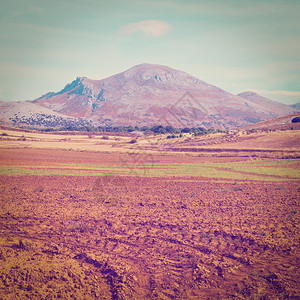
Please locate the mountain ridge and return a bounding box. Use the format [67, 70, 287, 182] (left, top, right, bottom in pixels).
[237, 91, 296, 117]
[1, 64, 298, 129]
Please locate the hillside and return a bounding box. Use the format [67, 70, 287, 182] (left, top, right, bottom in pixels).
[240, 112, 300, 131]
[0, 101, 95, 129]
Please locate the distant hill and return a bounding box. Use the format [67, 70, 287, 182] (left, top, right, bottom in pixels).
[0, 101, 94, 129]
[1, 64, 298, 129]
[237, 91, 298, 116]
[290, 102, 300, 110]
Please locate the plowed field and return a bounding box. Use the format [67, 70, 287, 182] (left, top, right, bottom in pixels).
[0, 148, 299, 299]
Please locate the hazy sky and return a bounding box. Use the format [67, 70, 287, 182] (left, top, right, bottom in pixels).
[1, 0, 299, 104]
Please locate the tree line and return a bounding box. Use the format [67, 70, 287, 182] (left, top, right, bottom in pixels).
[41, 124, 220, 135]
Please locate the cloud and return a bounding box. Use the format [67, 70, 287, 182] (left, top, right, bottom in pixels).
[32, 6, 43, 14]
[121, 20, 171, 37]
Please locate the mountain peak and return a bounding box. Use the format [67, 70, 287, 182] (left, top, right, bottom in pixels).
[122, 63, 176, 77]
[238, 91, 277, 103]
[116, 63, 203, 90]
[76, 76, 87, 81]
[127, 63, 173, 70]
[76, 76, 96, 85]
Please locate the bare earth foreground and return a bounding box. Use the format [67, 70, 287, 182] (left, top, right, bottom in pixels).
[0, 129, 299, 299]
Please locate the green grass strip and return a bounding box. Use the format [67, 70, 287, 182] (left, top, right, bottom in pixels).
[0, 159, 299, 181]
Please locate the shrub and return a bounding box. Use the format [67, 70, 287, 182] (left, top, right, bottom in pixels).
[167, 134, 177, 139]
[129, 139, 137, 144]
[181, 127, 191, 133]
[291, 116, 300, 123]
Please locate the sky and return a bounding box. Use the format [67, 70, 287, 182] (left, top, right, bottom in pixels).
[0, 0, 300, 105]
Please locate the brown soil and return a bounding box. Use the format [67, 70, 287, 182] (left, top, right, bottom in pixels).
[0, 148, 252, 167]
[0, 149, 299, 299]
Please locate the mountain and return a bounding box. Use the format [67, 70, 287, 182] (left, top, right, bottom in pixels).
[237, 91, 298, 117]
[33, 64, 297, 129]
[2, 64, 298, 129]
